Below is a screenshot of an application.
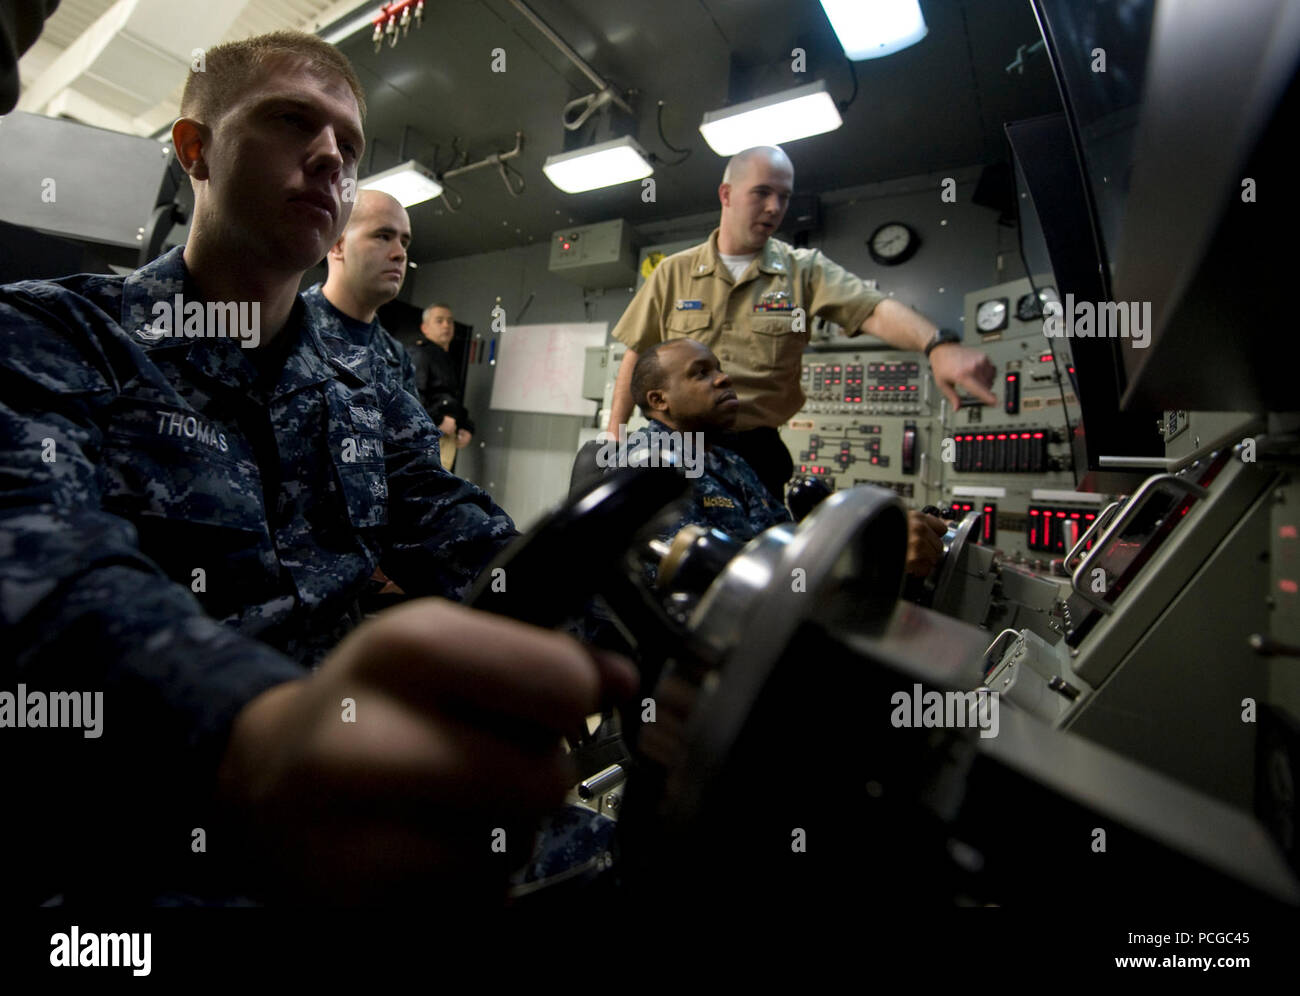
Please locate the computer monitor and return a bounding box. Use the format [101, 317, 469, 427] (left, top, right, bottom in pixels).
[1005, 0, 1164, 478]
[1109, 0, 1300, 413]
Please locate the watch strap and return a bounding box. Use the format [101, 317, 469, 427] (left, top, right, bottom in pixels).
[924, 329, 960, 358]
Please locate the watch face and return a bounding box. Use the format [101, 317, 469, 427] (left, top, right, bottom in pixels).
[976, 298, 1008, 332]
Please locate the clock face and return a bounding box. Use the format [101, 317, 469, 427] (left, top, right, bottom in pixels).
[976, 298, 1008, 333]
[868, 222, 918, 265]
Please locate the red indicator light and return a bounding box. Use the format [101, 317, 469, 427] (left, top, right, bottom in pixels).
[1040, 355, 1051, 362]
[1030, 509, 1039, 515]
[1281, 579, 1299, 594]
[1006, 375, 1014, 381]
[562, 242, 570, 250]
[1070, 512, 1080, 518]
[976, 435, 985, 441]
[1085, 513, 1095, 520]
[1032, 432, 1045, 439]
[1055, 512, 1066, 518]
[997, 434, 1007, 440]
[1281, 525, 1298, 539]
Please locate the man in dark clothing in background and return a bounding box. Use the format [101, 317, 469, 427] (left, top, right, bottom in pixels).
[411, 302, 474, 467]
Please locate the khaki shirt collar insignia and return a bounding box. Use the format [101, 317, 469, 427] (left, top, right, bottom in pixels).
[690, 230, 722, 278]
[695, 228, 786, 278]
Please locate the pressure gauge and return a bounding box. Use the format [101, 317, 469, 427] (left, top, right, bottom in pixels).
[975, 297, 1008, 333]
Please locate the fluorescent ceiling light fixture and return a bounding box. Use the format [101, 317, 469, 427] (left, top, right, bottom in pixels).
[359, 160, 443, 207]
[542, 136, 653, 194]
[820, 0, 928, 60]
[699, 81, 842, 156]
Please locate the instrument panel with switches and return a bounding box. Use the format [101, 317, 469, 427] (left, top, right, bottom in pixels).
[940, 276, 1099, 566]
[780, 278, 1113, 570]
[782, 349, 939, 508]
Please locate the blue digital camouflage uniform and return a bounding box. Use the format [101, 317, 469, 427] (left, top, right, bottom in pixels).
[0, 246, 518, 901]
[617, 418, 791, 583]
[301, 282, 421, 401]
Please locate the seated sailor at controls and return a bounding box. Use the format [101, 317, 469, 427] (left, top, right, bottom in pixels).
[607, 339, 948, 580]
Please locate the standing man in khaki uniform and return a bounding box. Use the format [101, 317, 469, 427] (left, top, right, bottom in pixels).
[609, 145, 997, 498]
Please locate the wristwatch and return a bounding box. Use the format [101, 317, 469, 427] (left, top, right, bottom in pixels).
[924, 328, 963, 358]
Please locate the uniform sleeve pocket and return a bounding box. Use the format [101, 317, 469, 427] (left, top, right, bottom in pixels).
[331, 455, 388, 529]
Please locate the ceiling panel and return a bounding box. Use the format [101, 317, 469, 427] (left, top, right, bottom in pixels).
[34, 0, 117, 49]
[19, 0, 1063, 264]
[337, 0, 1061, 262]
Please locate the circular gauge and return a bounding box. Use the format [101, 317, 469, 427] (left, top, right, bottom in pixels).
[1015, 292, 1040, 322]
[976, 298, 1008, 333]
[1037, 286, 1059, 307]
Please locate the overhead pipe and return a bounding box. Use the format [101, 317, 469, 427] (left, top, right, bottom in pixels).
[505, 0, 637, 123]
[440, 131, 526, 197]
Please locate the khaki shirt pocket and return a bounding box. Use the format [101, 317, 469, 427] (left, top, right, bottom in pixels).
[665, 309, 713, 338]
[749, 314, 804, 378]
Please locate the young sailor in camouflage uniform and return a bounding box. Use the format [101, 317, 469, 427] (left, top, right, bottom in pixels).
[0, 31, 635, 906]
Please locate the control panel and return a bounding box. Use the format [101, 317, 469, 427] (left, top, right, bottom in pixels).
[801, 359, 926, 415]
[781, 349, 939, 507]
[940, 275, 1095, 565]
[548, 219, 637, 288]
[781, 277, 1113, 568]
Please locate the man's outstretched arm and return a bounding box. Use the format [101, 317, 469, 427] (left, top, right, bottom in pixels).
[861, 298, 997, 409]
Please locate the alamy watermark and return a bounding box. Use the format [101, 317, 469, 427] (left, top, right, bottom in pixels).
[0, 686, 103, 738]
[50, 926, 150, 975]
[890, 684, 999, 739]
[593, 425, 705, 479]
[136, 294, 261, 348]
[1043, 295, 1150, 348]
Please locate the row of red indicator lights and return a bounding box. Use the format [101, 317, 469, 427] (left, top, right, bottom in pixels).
[1028, 509, 1096, 550]
[955, 432, 1044, 441]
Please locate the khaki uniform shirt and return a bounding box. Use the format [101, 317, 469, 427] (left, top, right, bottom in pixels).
[612, 229, 886, 430]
